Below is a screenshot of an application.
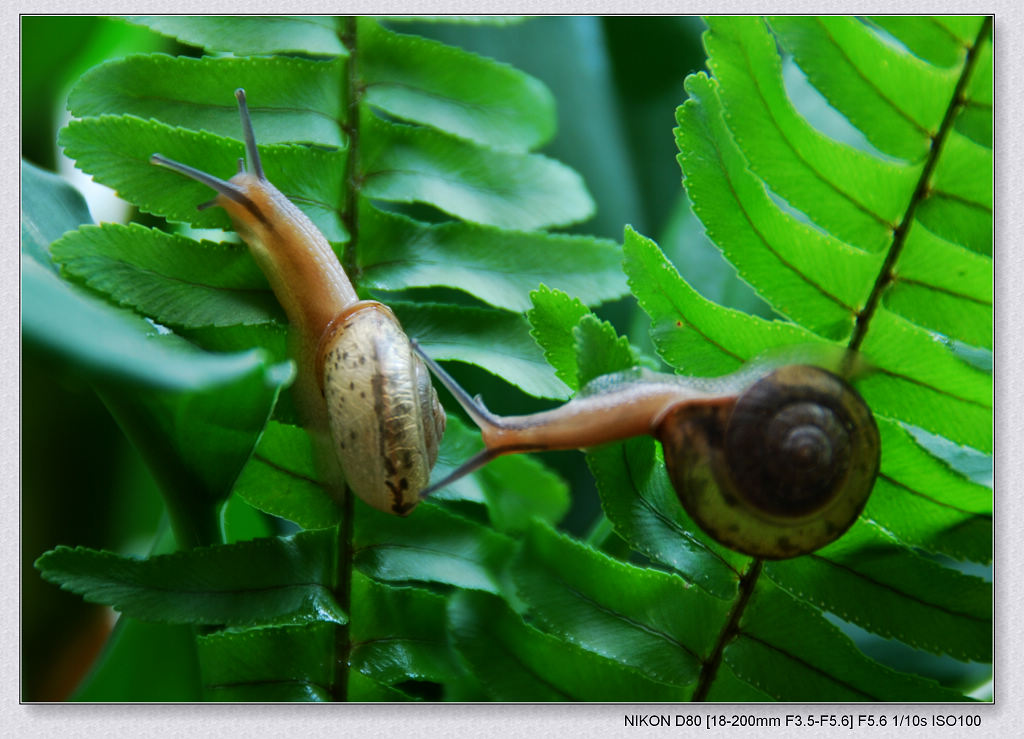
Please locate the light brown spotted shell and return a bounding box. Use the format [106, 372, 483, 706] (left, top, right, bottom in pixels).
[320, 301, 445, 515]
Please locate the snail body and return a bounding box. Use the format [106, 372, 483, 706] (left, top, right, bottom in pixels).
[413, 344, 879, 559]
[151, 89, 444, 515]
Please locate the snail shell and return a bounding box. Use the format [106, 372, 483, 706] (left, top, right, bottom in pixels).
[657, 365, 880, 559]
[319, 301, 445, 515]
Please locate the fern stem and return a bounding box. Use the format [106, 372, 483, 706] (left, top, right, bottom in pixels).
[691, 558, 763, 701]
[845, 16, 992, 362]
[332, 479, 356, 701]
[331, 15, 362, 702]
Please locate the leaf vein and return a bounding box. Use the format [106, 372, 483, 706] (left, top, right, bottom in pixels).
[812, 17, 932, 138]
[807, 552, 990, 624]
[734, 633, 880, 700]
[733, 33, 892, 229]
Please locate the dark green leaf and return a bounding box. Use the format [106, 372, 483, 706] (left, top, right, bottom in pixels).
[359, 204, 625, 312]
[97, 352, 289, 546]
[589, 438, 745, 599]
[349, 573, 459, 685]
[361, 17, 554, 151]
[512, 522, 731, 686]
[430, 415, 570, 533]
[392, 301, 570, 400]
[35, 530, 344, 626]
[59, 116, 347, 241]
[347, 671, 416, 701]
[360, 112, 594, 230]
[197, 622, 334, 701]
[449, 590, 692, 701]
[866, 418, 991, 563]
[51, 223, 279, 329]
[729, 578, 970, 701]
[21, 166, 288, 395]
[354, 502, 514, 593]
[767, 521, 991, 662]
[233, 421, 342, 530]
[69, 54, 345, 146]
[126, 15, 347, 56]
[21, 160, 92, 271]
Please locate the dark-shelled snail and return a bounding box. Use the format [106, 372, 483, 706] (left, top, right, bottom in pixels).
[151, 89, 444, 515]
[413, 343, 880, 559]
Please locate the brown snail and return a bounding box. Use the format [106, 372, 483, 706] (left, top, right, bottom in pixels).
[151, 89, 444, 515]
[412, 343, 880, 559]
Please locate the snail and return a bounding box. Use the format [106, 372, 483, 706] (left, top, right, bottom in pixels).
[151, 89, 445, 515]
[412, 343, 880, 559]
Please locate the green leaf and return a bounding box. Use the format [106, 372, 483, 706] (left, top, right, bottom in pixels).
[98, 351, 290, 547]
[526, 285, 593, 391]
[958, 38, 992, 147]
[512, 522, 731, 687]
[623, 226, 815, 376]
[126, 15, 347, 56]
[347, 671, 416, 701]
[21, 165, 289, 397]
[573, 314, 639, 388]
[359, 204, 625, 312]
[354, 502, 514, 594]
[59, 116, 348, 241]
[857, 308, 991, 453]
[449, 591, 692, 701]
[35, 531, 345, 626]
[360, 112, 594, 230]
[703, 16, 922, 252]
[392, 301, 570, 400]
[233, 421, 342, 530]
[197, 623, 334, 701]
[588, 437, 746, 599]
[360, 17, 554, 151]
[69, 54, 346, 146]
[52, 223, 279, 329]
[730, 577, 968, 701]
[769, 16, 959, 161]
[884, 222, 992, 349]
[917, 130, 992, 256]
[867, 16, 981, 69]
[24, 257, 288, 394]
[866, 418, 991, 563]
[349, 573, 459, 686]
[21, 160, 92, 271]
[767, 521, 991, 662]
[677, 71, 881, 340]
[477, 455, 570, 534]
